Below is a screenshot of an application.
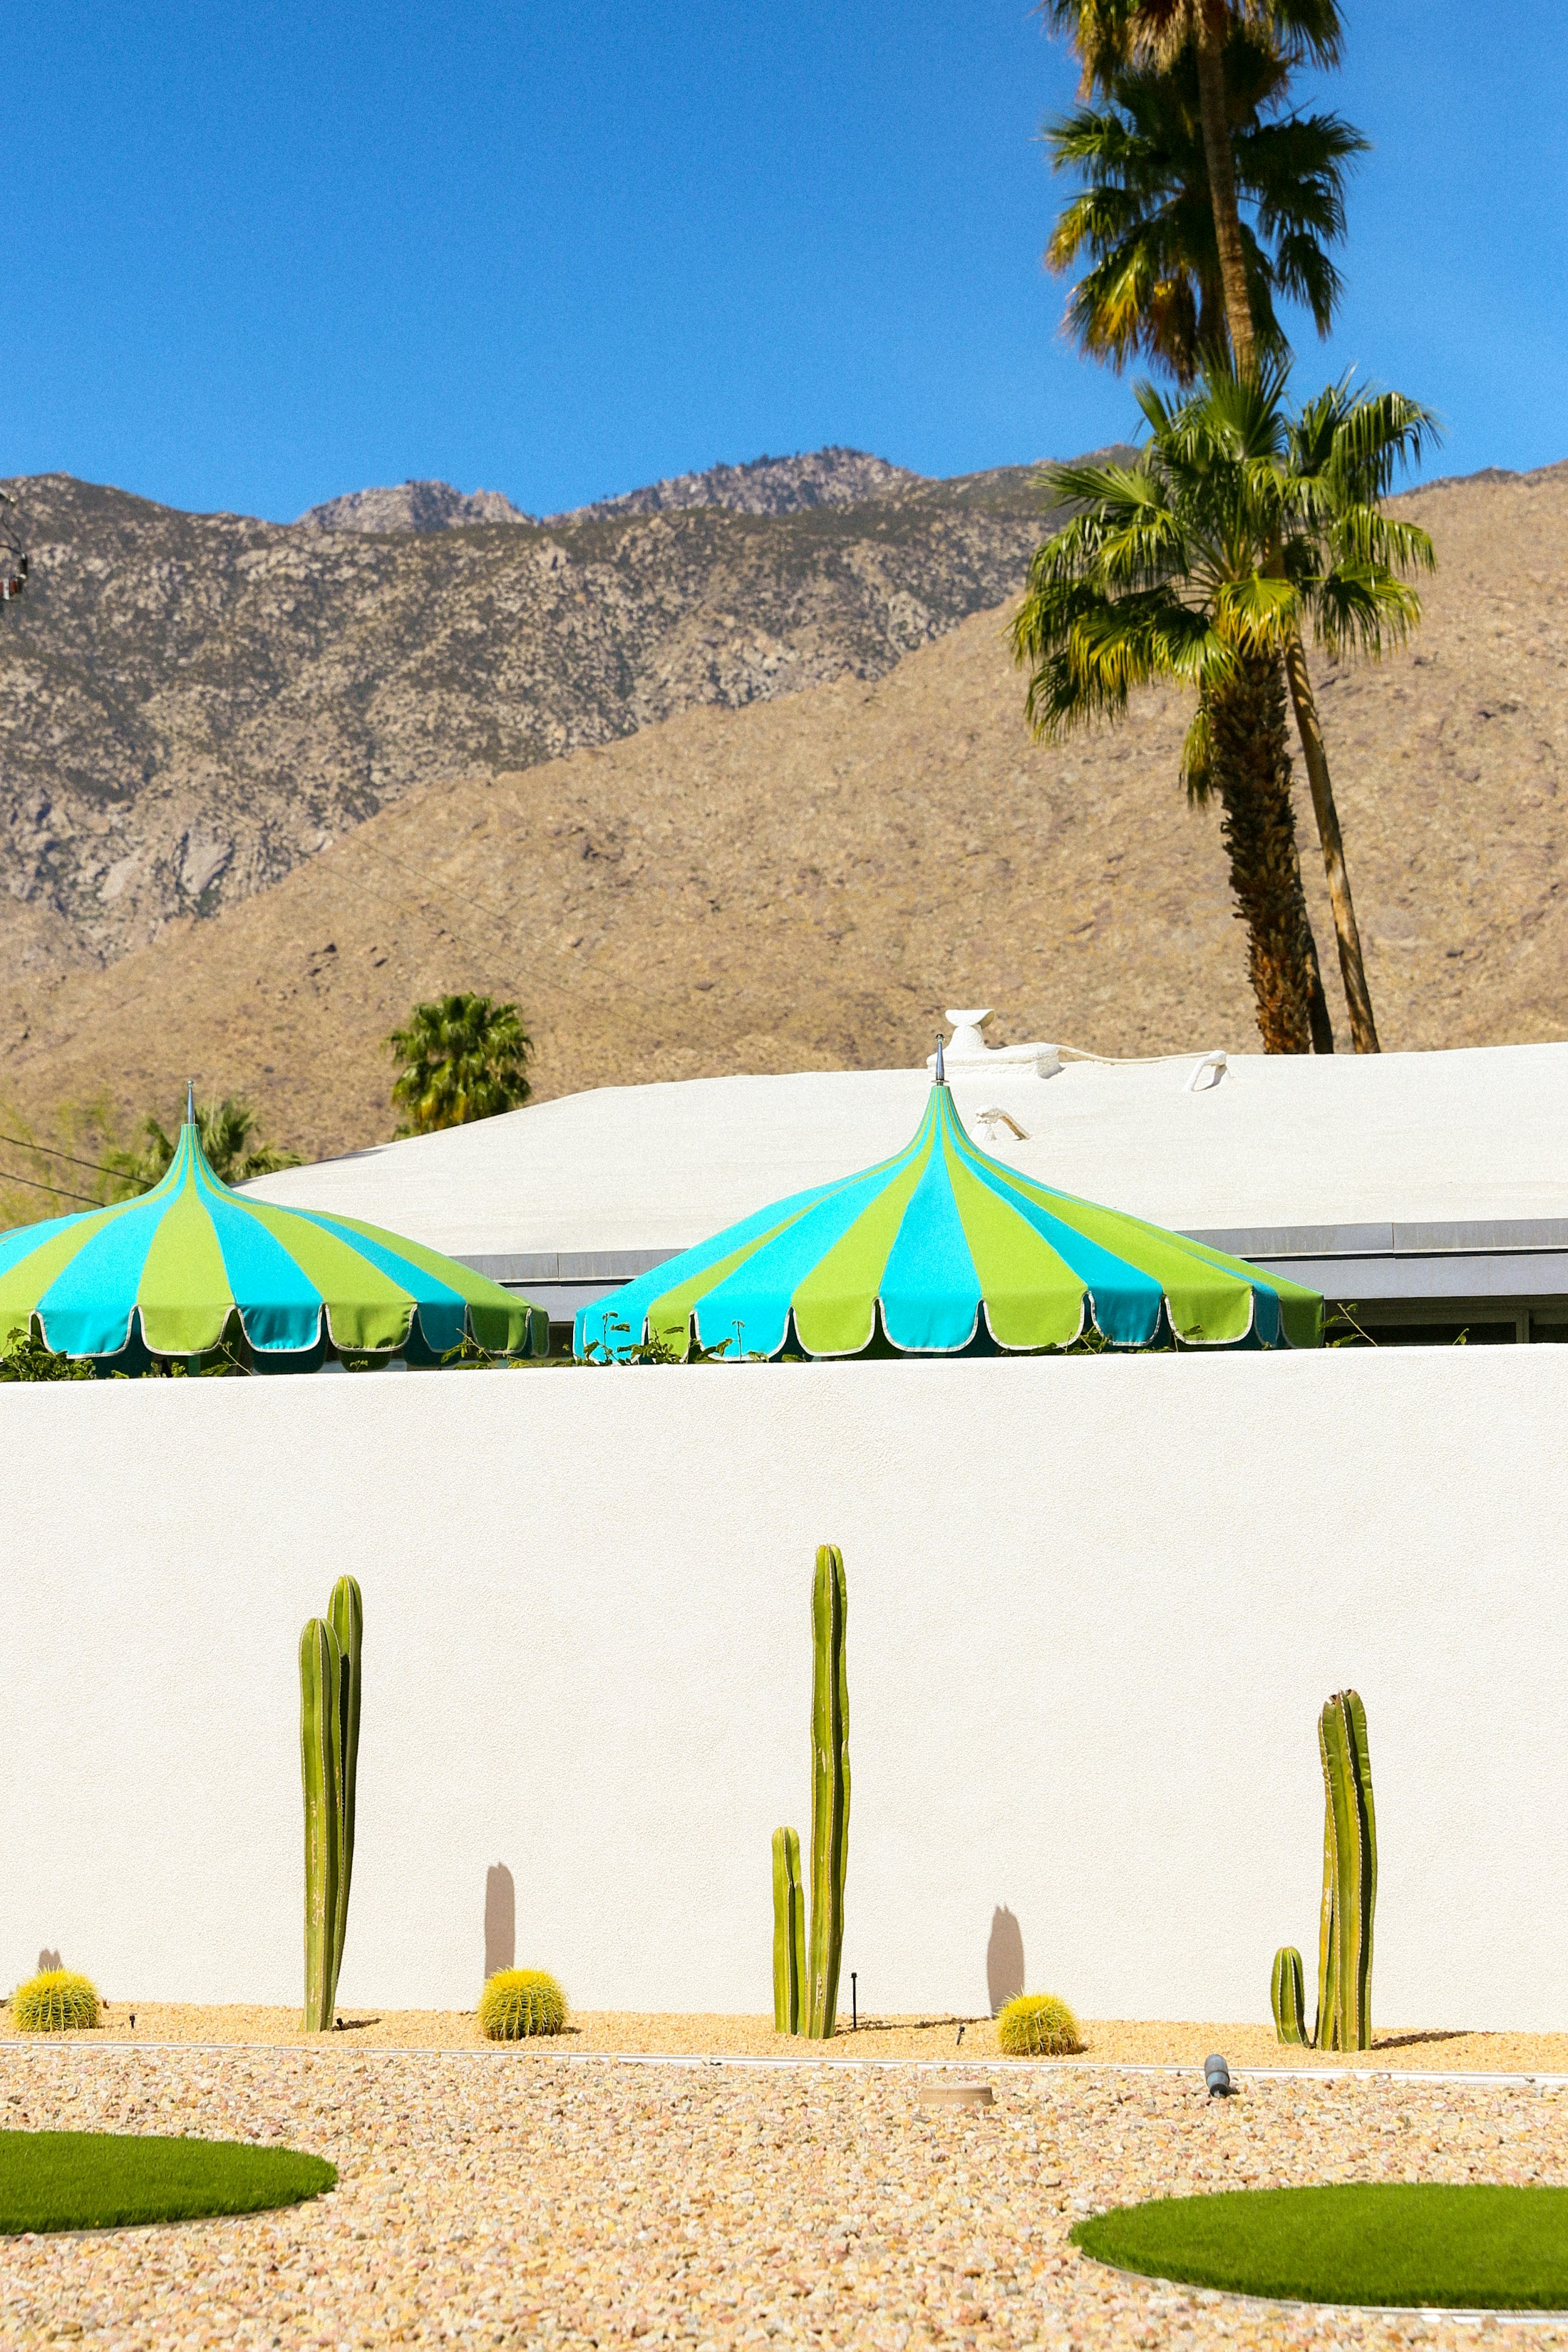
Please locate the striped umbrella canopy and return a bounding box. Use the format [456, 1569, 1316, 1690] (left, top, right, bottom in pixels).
[576, 1076, 1321, 1360]
[0, 1110, 546, 1369]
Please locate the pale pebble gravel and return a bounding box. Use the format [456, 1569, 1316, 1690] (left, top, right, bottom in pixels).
[4, 2044, 1568, 2351]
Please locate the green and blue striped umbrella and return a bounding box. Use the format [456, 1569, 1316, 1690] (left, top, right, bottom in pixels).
[0, 1111, 545, 1368]
[576, 1076, 1320, 1359]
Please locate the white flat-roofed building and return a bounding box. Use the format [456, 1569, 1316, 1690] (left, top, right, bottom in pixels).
[244, 1022, 1568, 1343]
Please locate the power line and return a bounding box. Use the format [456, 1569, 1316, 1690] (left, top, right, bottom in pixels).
[0, 1128, 122, 1177]
[0, 1164, 105, 1208]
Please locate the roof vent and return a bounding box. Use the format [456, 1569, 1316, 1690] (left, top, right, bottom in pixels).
[925, 1009, 1060, 1080]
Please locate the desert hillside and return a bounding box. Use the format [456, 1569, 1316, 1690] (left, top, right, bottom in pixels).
[1, 455, 1563, 1170]
[0, 453, 1065, 979]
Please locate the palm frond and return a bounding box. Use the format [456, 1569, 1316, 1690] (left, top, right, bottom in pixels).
[1307, 563, 1424, 660]
[1211, 569, 1299, 653]
[1180, 697, 1217, 803]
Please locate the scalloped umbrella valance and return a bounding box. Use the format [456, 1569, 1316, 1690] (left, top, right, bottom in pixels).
[575, 1074, 1321, 1360]
[0, 1108, 546, 1368]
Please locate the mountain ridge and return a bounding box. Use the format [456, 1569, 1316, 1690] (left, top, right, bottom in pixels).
[0, 450, 1074, 979]
[1, 458, 1564, 1175]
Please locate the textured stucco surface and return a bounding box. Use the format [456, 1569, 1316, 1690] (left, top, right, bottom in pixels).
[5, 1348, 1562, 2026]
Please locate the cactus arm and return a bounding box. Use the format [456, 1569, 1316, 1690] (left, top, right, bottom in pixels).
[1271, 1946, 1307, 2044]
[805, 1544, 850, 2041]
[327, 1577, 363, 1998]
[771, 1827, 803, 2034]
[299, 1616, 343, 2032]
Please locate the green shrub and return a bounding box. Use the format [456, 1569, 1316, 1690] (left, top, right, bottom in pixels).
[0, 1325, 94, 1382]
[478, 1969, 566, 2040]
[996, 1992, 1083, 2056]
[13, 1970, 100, 2032]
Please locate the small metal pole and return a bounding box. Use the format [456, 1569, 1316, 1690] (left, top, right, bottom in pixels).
[851, 1971, 857, 2030]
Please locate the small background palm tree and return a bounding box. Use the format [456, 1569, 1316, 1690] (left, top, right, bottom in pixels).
[107, 1096, 301, 1196]
[386, 993, 533, 1135]
[1011, 361, 1433, 1052]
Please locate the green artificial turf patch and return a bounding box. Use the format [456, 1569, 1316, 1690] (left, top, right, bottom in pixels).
[0, 2130, 336, 2234]
[1073, 2184, 1568, 2309]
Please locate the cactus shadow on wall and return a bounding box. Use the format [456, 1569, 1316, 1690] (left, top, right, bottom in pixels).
[986, 1907, 1025, 2016]
[485, 1864, 517, 1981]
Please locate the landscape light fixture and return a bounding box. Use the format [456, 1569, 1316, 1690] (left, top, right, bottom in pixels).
[1204, 2053, 1234, 2097]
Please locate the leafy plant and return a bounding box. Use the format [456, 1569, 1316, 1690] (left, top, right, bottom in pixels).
[0, 1324, 96, 1381]
[478, 1969, 567, 2039]
[13, 1969, 100, 2032]
[996, 1993, 1084, 2056]
[1271, 1688, 1376, 2049]
[386, 994, 532, 1135]
[299, 1578, 363, 2032]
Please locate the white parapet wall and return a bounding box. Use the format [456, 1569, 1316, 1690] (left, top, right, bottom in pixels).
[4, 1349, 1563, 2029]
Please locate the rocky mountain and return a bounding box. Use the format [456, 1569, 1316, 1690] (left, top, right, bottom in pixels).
[1, 458, 1564, 1177]
[550, 446, 924, 524]
[294, 481, 535, 532]
[0, 455, 1064, 981]
[294, 446, 929, 537]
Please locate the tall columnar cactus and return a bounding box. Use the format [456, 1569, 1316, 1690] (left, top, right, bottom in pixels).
[329, 1575, 363, 1998]
[805, 1543, 850, 2041]
[771, 1826, 805, 2035]
[299, 1616, 342, 2032]
[299, 1577, 363, 2032]
[1270, 1688, 1377, 2051]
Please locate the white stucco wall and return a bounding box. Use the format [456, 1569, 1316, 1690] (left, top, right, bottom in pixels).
[6, 1350, 1564, 2029]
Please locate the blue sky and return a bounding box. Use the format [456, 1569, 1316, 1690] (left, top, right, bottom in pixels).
[6, 1, 1563, 520]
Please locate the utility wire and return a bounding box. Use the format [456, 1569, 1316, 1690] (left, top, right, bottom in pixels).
[0, 1128, 123, 1177]
[0, 1164, 105, 1208]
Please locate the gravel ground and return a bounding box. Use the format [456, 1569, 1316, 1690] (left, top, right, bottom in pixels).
[4, 2039, 1568, 2351]
[5, 2007, 1565, 2075]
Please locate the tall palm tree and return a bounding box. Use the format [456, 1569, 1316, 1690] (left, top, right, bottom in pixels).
[1040, 0, 1344, 372]
[1046, 29, 1365, 383]
[1039, 0, 1401, 1047]
[1011, 362, 1434, 1053]
[386, 993, 533, 1135]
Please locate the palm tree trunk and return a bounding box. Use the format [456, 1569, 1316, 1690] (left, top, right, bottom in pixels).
[1281, 631, 1381, 1052]
[1304, 930, 1336, 1054]
[1209, 654, 1320, 1053]
[1192, 1, 1256, 371]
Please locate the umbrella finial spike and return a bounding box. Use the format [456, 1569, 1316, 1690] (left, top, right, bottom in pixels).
[185, 1078, 196, 1128]
[934, 1032, 945, 1085]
